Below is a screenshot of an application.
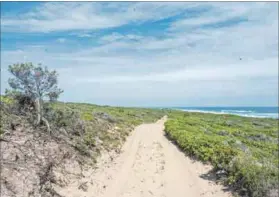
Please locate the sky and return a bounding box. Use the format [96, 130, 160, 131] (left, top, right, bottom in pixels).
[0, 2, 278, 107]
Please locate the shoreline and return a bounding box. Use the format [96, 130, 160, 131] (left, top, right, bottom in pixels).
[173, 108, 279, 119]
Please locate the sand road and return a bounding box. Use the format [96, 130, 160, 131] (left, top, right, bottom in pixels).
[56, 116, 232, 197]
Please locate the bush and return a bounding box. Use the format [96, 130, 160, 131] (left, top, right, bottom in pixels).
[164, 112, 279, 197]
[81, 112, 93, 121]
[0, 95, 14, 105]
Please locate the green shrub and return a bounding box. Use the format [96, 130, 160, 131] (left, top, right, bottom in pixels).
[165, 113, 279, 197]
[81, 112, 93, 121]
[0, 95, 14, 105]
[83, 131, 96, 147]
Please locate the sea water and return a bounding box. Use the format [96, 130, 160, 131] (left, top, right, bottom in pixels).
[174, 107, 278, 119]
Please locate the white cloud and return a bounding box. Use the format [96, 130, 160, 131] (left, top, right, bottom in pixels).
[100, 32, 124, 42]
[1, 2, 198, 32]
[168, 2, 272, 31]
[57, 38, 66, 43]
[73, 58, 278, 83]
[99, 32, 143, 44]
[77, 33, 93, 38]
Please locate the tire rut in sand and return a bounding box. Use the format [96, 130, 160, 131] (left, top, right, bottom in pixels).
[120, 141, 166, 197]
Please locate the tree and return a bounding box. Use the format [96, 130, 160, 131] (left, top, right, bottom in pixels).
[6, 62, 63, 133]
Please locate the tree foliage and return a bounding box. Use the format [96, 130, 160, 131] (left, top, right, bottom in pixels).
[6, 62, 63, 133]
[7, 63, 63, 101]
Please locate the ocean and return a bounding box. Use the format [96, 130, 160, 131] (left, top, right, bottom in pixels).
[173, 107, 279, 119]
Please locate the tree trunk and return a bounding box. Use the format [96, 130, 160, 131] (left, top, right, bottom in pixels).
[42, 117, 51, 134]
[35, 98, 42, 125]
[35, 98, 51, 134]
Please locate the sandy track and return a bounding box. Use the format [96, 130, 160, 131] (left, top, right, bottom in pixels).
[56, 116, 232, 197]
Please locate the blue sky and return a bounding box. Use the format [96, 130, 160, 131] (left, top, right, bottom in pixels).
[1, 2, 278, 107]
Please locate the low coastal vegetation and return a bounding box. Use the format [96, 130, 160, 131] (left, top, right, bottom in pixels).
[165, 110, 279, 197]
[1, 95, 167, 196]
[1, 94, 166, 158]
[50, 101, 167, 154]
